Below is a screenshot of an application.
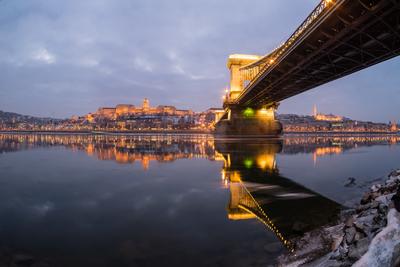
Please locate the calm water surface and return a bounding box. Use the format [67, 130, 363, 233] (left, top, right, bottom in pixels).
[0, 133, 399, 266]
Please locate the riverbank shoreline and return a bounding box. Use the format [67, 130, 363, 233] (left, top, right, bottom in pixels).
[278, 170, 400, 267]
[0, 130, 212, 135]
[0, 130, 399, 137]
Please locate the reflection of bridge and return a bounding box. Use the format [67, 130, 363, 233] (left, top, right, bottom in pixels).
[216, 140, 341, 251]
[216, 0, 400, 136]
[225, 174, 296, 251]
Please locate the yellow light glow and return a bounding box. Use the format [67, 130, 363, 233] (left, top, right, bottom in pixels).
[228, 54, 261, 60]
[257, 108, 275, 119]
[221, 169, 226, 180]
[256, 154, 275, 170]
[258, 108, 268, 115]
[228, 212, 256, 220]
[314, 147, 342, 156]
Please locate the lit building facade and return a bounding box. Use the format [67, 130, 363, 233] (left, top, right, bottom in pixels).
[94, 98, 193, 120]
[313, 105, 343, 122]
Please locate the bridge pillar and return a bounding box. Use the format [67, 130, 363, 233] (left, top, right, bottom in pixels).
[216, 54, 282, 137]
[215, 105, 282, 137]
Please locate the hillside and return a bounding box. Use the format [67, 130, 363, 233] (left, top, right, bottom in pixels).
[0, 110, 61, 124]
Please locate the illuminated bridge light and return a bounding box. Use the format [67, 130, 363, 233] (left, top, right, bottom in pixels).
[243, 107, 255, 118]
[233, 0, 341, 99]
[235, 181, 295, 252]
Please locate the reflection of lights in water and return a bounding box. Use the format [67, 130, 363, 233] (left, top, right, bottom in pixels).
[256, 154, 275, 171]
[224, 155, 294, 251]
[0, 134, 220, 171]
[390, 137, 397, 145]
[243, 158, 254, 169]
[86, 144, 94, 156]
[234, 182, 294, 252]
[284, 136, 400, 146]
[313, 146, 343, 166]
[314, 147, 342, 156]
[221, 170, 226, 180]
[220, 170, 230, 188]
[2, 134, 400, 173]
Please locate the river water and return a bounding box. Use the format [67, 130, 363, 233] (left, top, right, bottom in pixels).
[0, 133, 399, 266]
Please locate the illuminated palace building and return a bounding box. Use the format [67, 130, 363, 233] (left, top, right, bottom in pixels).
[313, 105, 343, 122]
[65, 98, 219, 131]
[89, 98, 194, 121]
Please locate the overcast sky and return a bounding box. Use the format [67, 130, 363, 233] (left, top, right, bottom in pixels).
[0, 0, 399, 122]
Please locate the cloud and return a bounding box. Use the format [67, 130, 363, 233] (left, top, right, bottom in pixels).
[33, 201, 55, 216]
[133, 57, 153, 72]
[31, 48, 56, 64]
[79, 58, 99, 67]
[169, 62, 209, 80]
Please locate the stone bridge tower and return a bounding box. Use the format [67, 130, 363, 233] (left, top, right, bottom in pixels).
[215, 54, 282, 137]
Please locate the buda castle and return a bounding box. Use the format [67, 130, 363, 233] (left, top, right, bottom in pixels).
[84, 98, 193, 122]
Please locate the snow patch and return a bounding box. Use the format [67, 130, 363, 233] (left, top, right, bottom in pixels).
[353, 209, 400, 267]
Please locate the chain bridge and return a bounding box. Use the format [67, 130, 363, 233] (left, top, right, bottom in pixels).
[216, 0, 400, 136]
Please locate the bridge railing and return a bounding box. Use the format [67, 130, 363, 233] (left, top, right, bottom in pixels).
[237, 0, 341, 102]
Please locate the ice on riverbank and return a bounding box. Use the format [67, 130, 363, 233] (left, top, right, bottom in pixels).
[353, 209, 400, 267]
[278, 169, 400, 267]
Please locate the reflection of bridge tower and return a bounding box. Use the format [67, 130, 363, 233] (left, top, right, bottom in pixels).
[219, 140, 293, 250]
[216, 139, 341, 252]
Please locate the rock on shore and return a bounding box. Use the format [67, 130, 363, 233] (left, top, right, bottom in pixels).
[278, 170, 400, 267]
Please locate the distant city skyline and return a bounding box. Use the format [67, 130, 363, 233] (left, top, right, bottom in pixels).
[0, 0, 399, 122]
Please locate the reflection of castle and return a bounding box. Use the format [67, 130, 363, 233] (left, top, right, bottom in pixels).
[0, 134, 222, 170]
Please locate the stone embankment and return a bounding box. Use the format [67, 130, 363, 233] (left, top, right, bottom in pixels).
[278, 170, 400, 267]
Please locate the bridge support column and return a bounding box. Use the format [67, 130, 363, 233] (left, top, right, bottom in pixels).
[215, 105, 282, 137]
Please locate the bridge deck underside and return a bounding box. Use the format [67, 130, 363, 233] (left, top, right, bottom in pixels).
[239, 0, 400, 107]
